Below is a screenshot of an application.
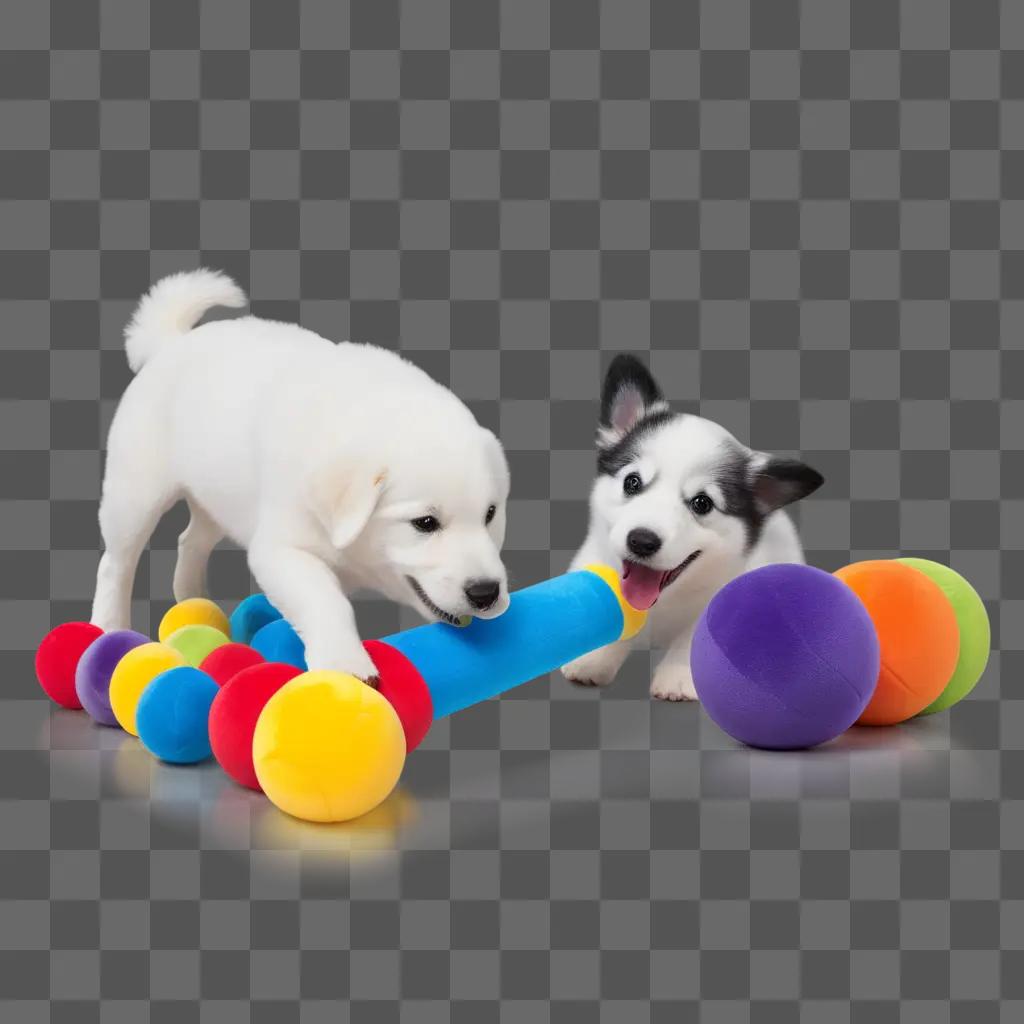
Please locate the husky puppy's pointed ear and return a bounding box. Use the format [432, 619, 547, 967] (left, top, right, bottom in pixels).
[598, 355, 668, 446]
[749, 455, 824, 514]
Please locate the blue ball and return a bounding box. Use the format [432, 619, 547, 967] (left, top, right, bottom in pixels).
[136, 667, 220, 764]
[229, 593, 283, 646]
[250, 618, 307, 670]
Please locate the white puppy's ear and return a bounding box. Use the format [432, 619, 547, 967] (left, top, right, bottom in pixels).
[749, 454, 824, 514]
[312, 464, 387, 550]
[598, 354, 669, 447]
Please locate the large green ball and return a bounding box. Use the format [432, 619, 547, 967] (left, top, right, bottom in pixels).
[897, 558, 991, 715]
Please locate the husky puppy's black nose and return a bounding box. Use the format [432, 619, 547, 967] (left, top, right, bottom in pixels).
[626, 528, 662, 558]
[464, 579, 501, 610]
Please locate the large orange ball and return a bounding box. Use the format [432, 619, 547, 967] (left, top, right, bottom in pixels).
[834, 560, 960, 725]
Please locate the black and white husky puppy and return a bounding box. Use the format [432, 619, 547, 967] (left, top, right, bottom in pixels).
[562, 355, 824, 701]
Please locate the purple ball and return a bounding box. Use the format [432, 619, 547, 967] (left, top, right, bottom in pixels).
[75, 629, 149, 726]
[691, 564, 880, 750]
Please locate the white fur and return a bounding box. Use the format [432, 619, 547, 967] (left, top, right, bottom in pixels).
[93, 270, 510, 680]
[123, 268, 246, 372]
[563, 416, 807, 701]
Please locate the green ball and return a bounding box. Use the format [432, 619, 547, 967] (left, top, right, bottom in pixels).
[164, 623, 229, 668]
[897, 558, 991, 715]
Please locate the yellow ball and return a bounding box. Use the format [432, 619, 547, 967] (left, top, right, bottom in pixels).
[158, 598, 230, 644]
[164, 624, 229, 667]
[252, 671, 406, 823]
[109, 642, 186, 736]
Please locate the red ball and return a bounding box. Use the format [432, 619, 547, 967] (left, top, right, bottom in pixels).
[199, 642, 265, 687]
[364, 639, 434, 752]
[35, 622, 104, 709]
[208, 661, 302, 790]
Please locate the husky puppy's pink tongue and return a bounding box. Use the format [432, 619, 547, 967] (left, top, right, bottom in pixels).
[620, 561, 665, 611]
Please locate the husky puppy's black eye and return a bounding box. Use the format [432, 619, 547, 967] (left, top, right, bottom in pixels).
[411, 515, 440, 533]
[485, 504, 497, 525]
[690, 492, 714, 516]
[623, 472, 643, 496]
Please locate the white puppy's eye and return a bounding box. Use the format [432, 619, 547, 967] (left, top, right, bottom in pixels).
[411, 515, 441, 534]
[689, 492, 714, 516]
[485, 504, 497, 525]
[623, 472, 643, 497]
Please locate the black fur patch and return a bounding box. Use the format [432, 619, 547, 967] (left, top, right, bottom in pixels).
[714, 446, 766, 551]
[600, 354, 663, 432]
[714, 445, 825, 551]
[597, 409, 679, 476]
[753, 458, 825, 513]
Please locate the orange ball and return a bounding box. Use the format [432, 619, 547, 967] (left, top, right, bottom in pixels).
[834, 560, 960, 726]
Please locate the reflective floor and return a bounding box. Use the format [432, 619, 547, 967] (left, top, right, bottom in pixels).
[33, 671, 995, 875]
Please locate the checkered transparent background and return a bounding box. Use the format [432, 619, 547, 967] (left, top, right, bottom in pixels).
[0, 0, 1021, 1019]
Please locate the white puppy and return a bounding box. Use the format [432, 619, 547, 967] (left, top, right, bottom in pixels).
[563, 355, 823, 701]
[92, 269, 510, 681]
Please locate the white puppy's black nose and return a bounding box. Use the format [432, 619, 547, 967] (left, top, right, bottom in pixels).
[626, 528, 662, 558]
[464, 579, 501, 610]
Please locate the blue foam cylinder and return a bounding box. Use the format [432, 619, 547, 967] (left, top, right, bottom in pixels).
[235, 570, 626, 718]
[382, 569, 624, 718]
[250, 617, 308, 670]
[230, 593, 283, 645]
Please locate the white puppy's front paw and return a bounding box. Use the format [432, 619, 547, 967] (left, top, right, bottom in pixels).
[304, 641, 381, 688]
[561, 650, 621, 688]
[650, 664, 699, 702]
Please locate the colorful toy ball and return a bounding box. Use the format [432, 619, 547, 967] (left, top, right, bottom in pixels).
[35, 622, 103, 709]
[834, 560, 960, 726]
[896, 558, 990, 715]
[208, 661, 303, 790]
[75, 630, 150, 726]
[164, 624, 229, 667]
[136, 666, 220, 764]
[199, 643, 265, 687]
[108, 642, 187, 735]
[250, 618, 307, 669]
[252, 670, 406, 822]
[229, 594, 282, 646]
[364, 640, 434, 752]
[691, 564, 881, 750]
[158, 598, 230, 643]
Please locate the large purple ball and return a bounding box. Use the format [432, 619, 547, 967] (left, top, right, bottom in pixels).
[75, 629, 149, 726]
[691, 564, 880, 750]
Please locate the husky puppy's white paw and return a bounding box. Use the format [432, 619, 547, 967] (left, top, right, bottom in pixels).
[562, 650, 620, 688]
[650, 664, 699, 702]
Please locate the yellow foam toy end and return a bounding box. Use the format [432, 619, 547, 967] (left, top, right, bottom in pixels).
[583, 563, 648, 641]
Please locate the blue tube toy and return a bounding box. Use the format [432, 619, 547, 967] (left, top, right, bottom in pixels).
[242, 564, 645, 721]
[383, 567, 634, 717]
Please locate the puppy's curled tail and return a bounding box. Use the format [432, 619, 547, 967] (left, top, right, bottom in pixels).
[124, 268, 247, 372]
